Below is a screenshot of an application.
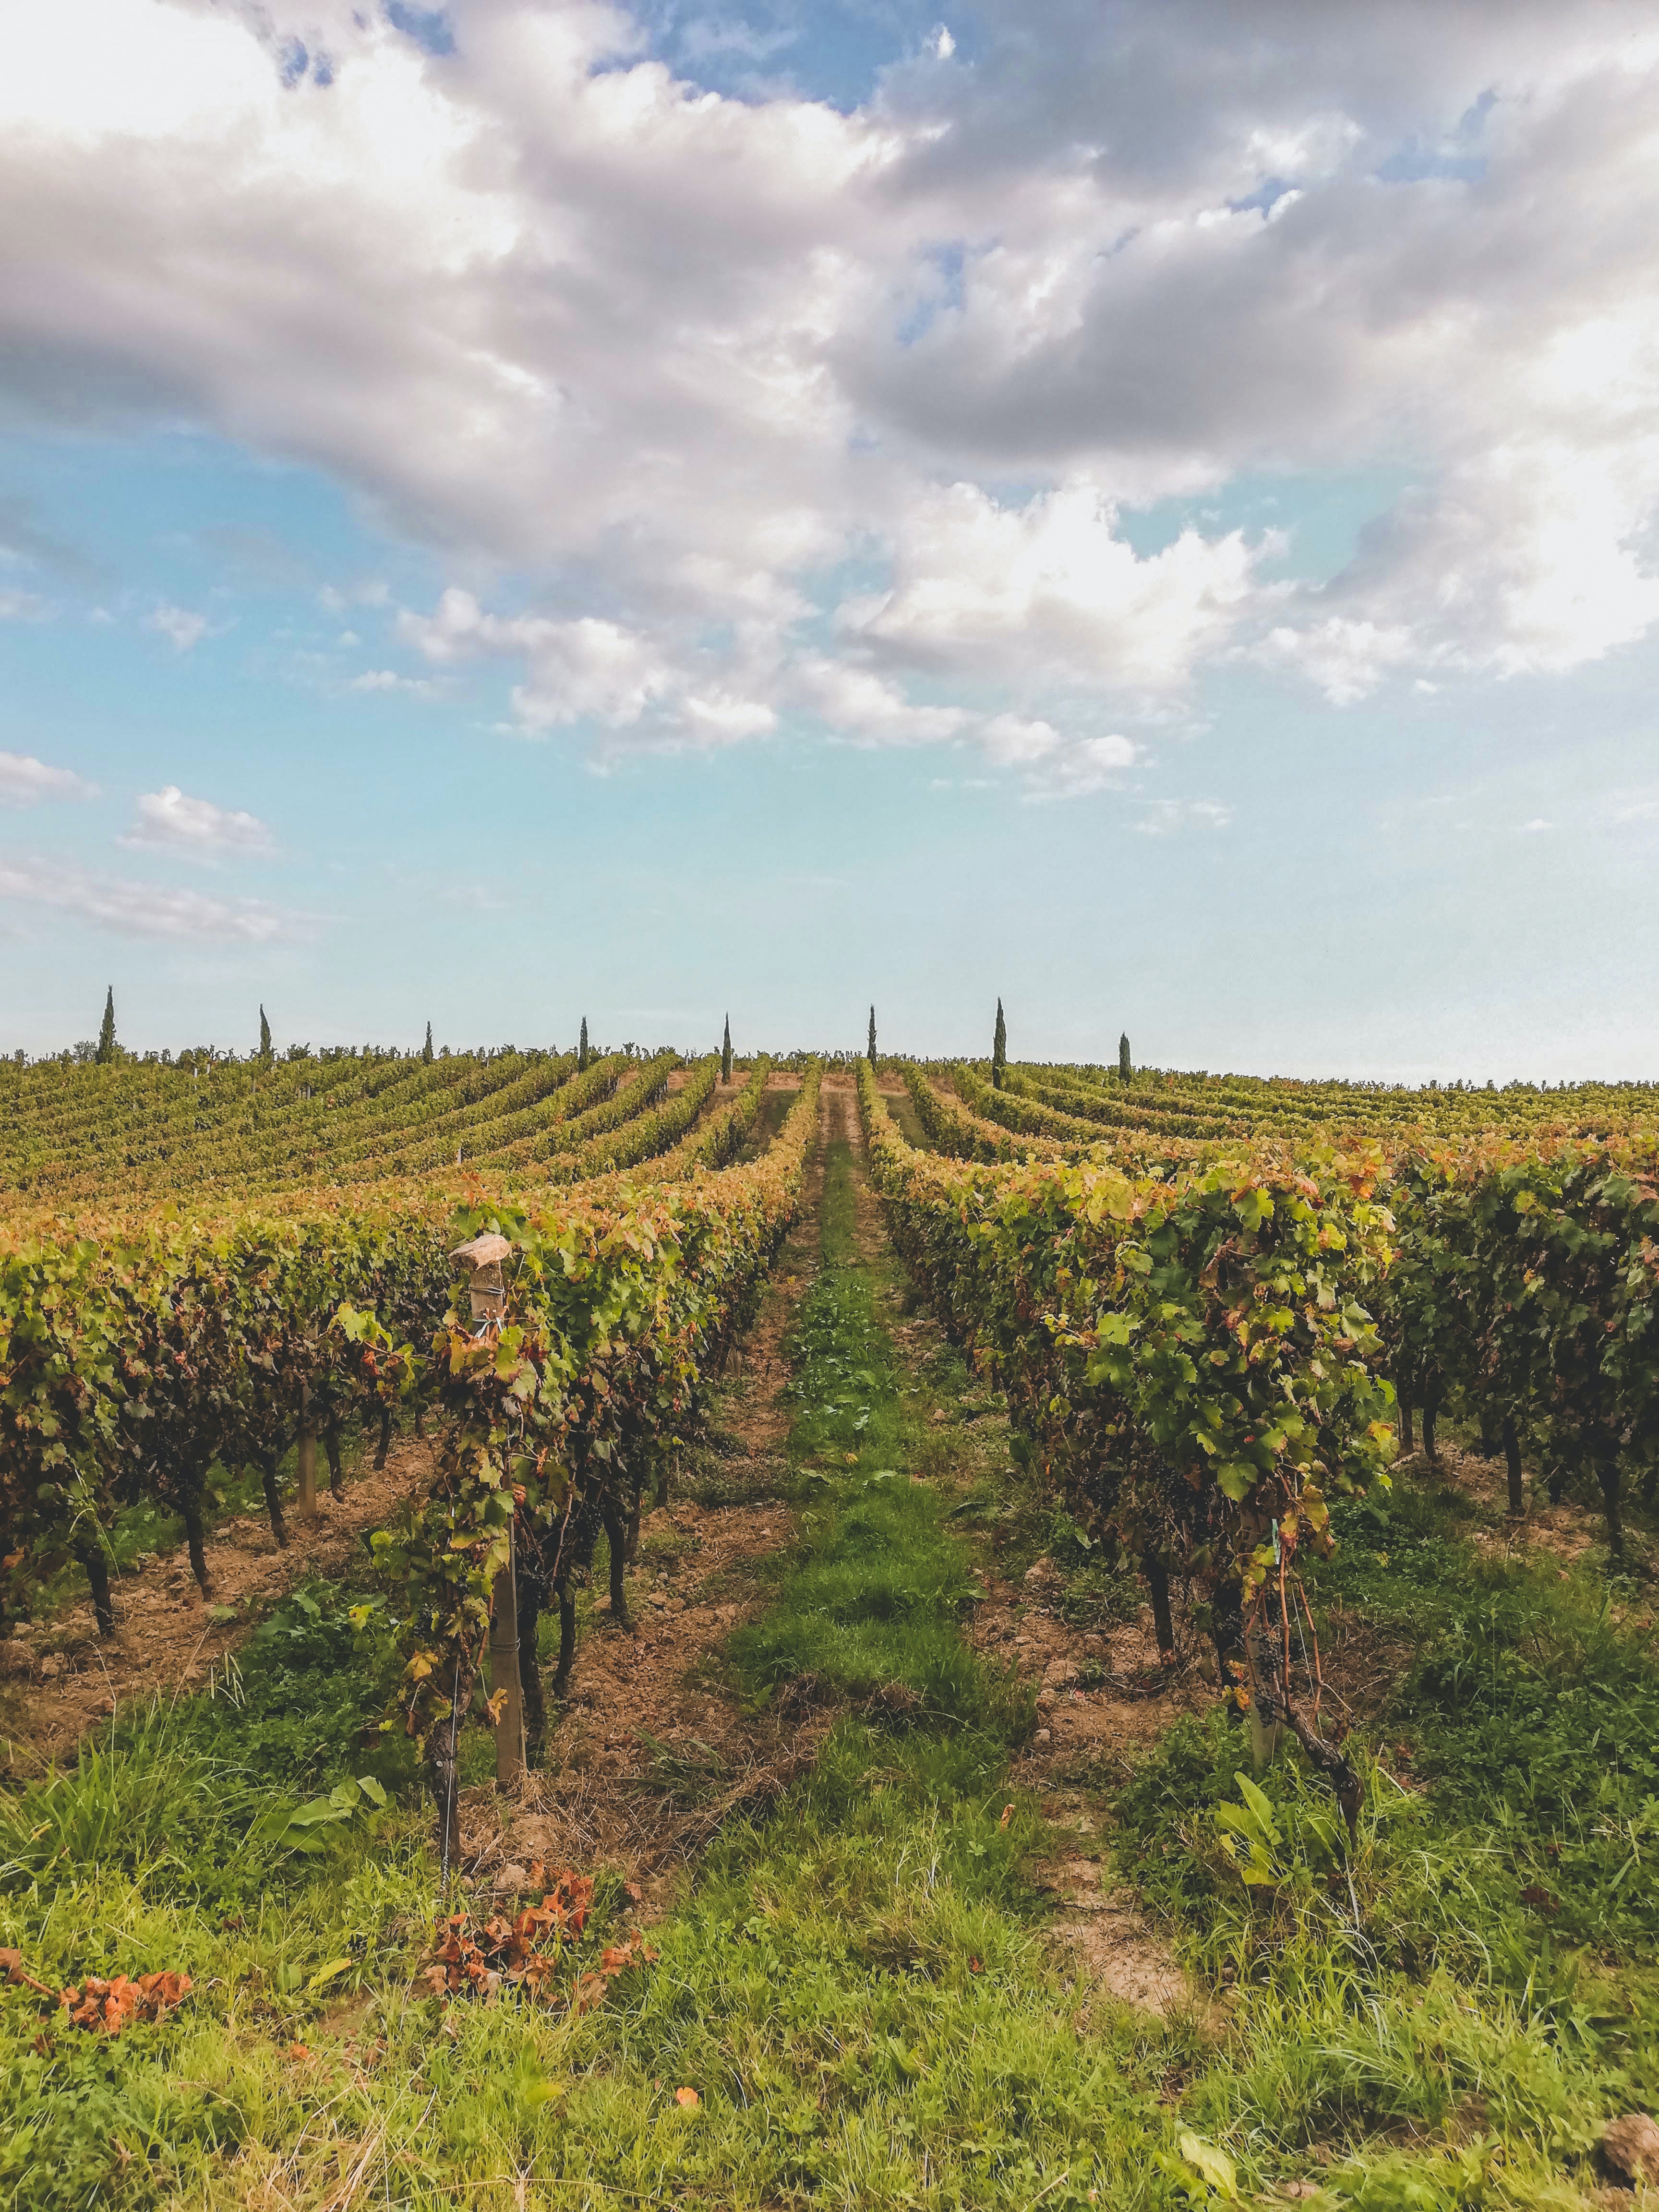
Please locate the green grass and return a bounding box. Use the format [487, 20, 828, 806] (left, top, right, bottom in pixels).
[1099, 1456, 1659, 2208]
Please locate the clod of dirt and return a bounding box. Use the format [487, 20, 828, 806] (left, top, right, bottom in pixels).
[862, 1682, 923, 1719]
[774, 1672, 835, 1719]
[1602, 2114, 1659, 2186]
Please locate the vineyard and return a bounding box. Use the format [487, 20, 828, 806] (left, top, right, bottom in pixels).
[1, 1040, 1657, 2211]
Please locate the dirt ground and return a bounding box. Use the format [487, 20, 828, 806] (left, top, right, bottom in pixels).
[962, 1570, 1206, 2017]
[0, 1446, 432, 1775]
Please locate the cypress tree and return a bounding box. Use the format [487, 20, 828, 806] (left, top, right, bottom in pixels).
[95, 987, 116, 1065]
[992, 998, 1007, 1090]
[578, 1017, 589, 1074]
[867, 1005, 877, 1069]
[422, 1021, 434, 1064]
[259, 1005, 272, 1059]
[1119, 1032, 1132, 1083]
[721, 1014, 732, 1084]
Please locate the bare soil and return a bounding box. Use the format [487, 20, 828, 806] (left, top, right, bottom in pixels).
[963, 1573, 1206, 2017]
[1408, 1433, 1619, 1568]
[0, 1446, 433, 1776]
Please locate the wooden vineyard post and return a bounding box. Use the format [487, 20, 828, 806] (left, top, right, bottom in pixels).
[491, 1525, 525, 1788]
[450, 1232, 521, 1789]
[297, 1387, 318, 1521]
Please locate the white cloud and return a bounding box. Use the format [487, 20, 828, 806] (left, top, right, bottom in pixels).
[1251, 617, 1418, 706]
[119, 784, 273, 859]
[148, 603, 208, 651]
[348, 667, 435, 694]
[0, 856, 288, 940]
[1516, 817, 1554, 833]
[401, 587, 780, 742]
[1135, 798, 1234, 836]
[1, 0, 1659, 767]
[0, 750, 97, 805]
[841, 481, 1263, 697]
[977, 716, 1139, 798]
[792, 657, 968, 745]
[0, 589, 47, 621]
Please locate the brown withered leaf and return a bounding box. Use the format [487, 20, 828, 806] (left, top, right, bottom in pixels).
[58, 1970, 192, 2035]
[415, 1868, 637, 2016]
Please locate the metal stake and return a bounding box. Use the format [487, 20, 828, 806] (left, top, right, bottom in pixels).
[491, 1522, 526, 1788]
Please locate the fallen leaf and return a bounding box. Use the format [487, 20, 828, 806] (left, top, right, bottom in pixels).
[674, 2087, 699, 2109]
[0, 1948, 55, 1998]
[58, 1969, 191, 2035]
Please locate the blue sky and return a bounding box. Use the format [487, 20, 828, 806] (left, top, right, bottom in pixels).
[3, 0, 1657, 1078]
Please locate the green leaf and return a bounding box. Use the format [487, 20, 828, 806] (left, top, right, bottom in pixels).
[249, 1800, 300, 1847]
[1234, 1771, 1282, 1847]
[1178, 2131, 1238, 2200]
[307, 1957, 356, 1994]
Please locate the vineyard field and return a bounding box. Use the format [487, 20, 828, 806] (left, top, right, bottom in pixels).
[1, 1046, 1656, 2211]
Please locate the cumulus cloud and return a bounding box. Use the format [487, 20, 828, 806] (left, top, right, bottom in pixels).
[2, 0, 1658, 772]
[975, 715, 1138, 799]
[0, 856, 288, 940]
[400, 586, 780, 742]
[791, 657, 967, 745]
[148, 603, 209, 651]
[119, 785, 274, 859]
[0, 750, 97, 805]
[839, 482, 1262, 696]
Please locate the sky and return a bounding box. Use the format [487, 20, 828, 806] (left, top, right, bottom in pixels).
[2, 0, 1658, 1080]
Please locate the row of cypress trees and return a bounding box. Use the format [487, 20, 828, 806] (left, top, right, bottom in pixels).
[84, 996, 1135, 1086]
